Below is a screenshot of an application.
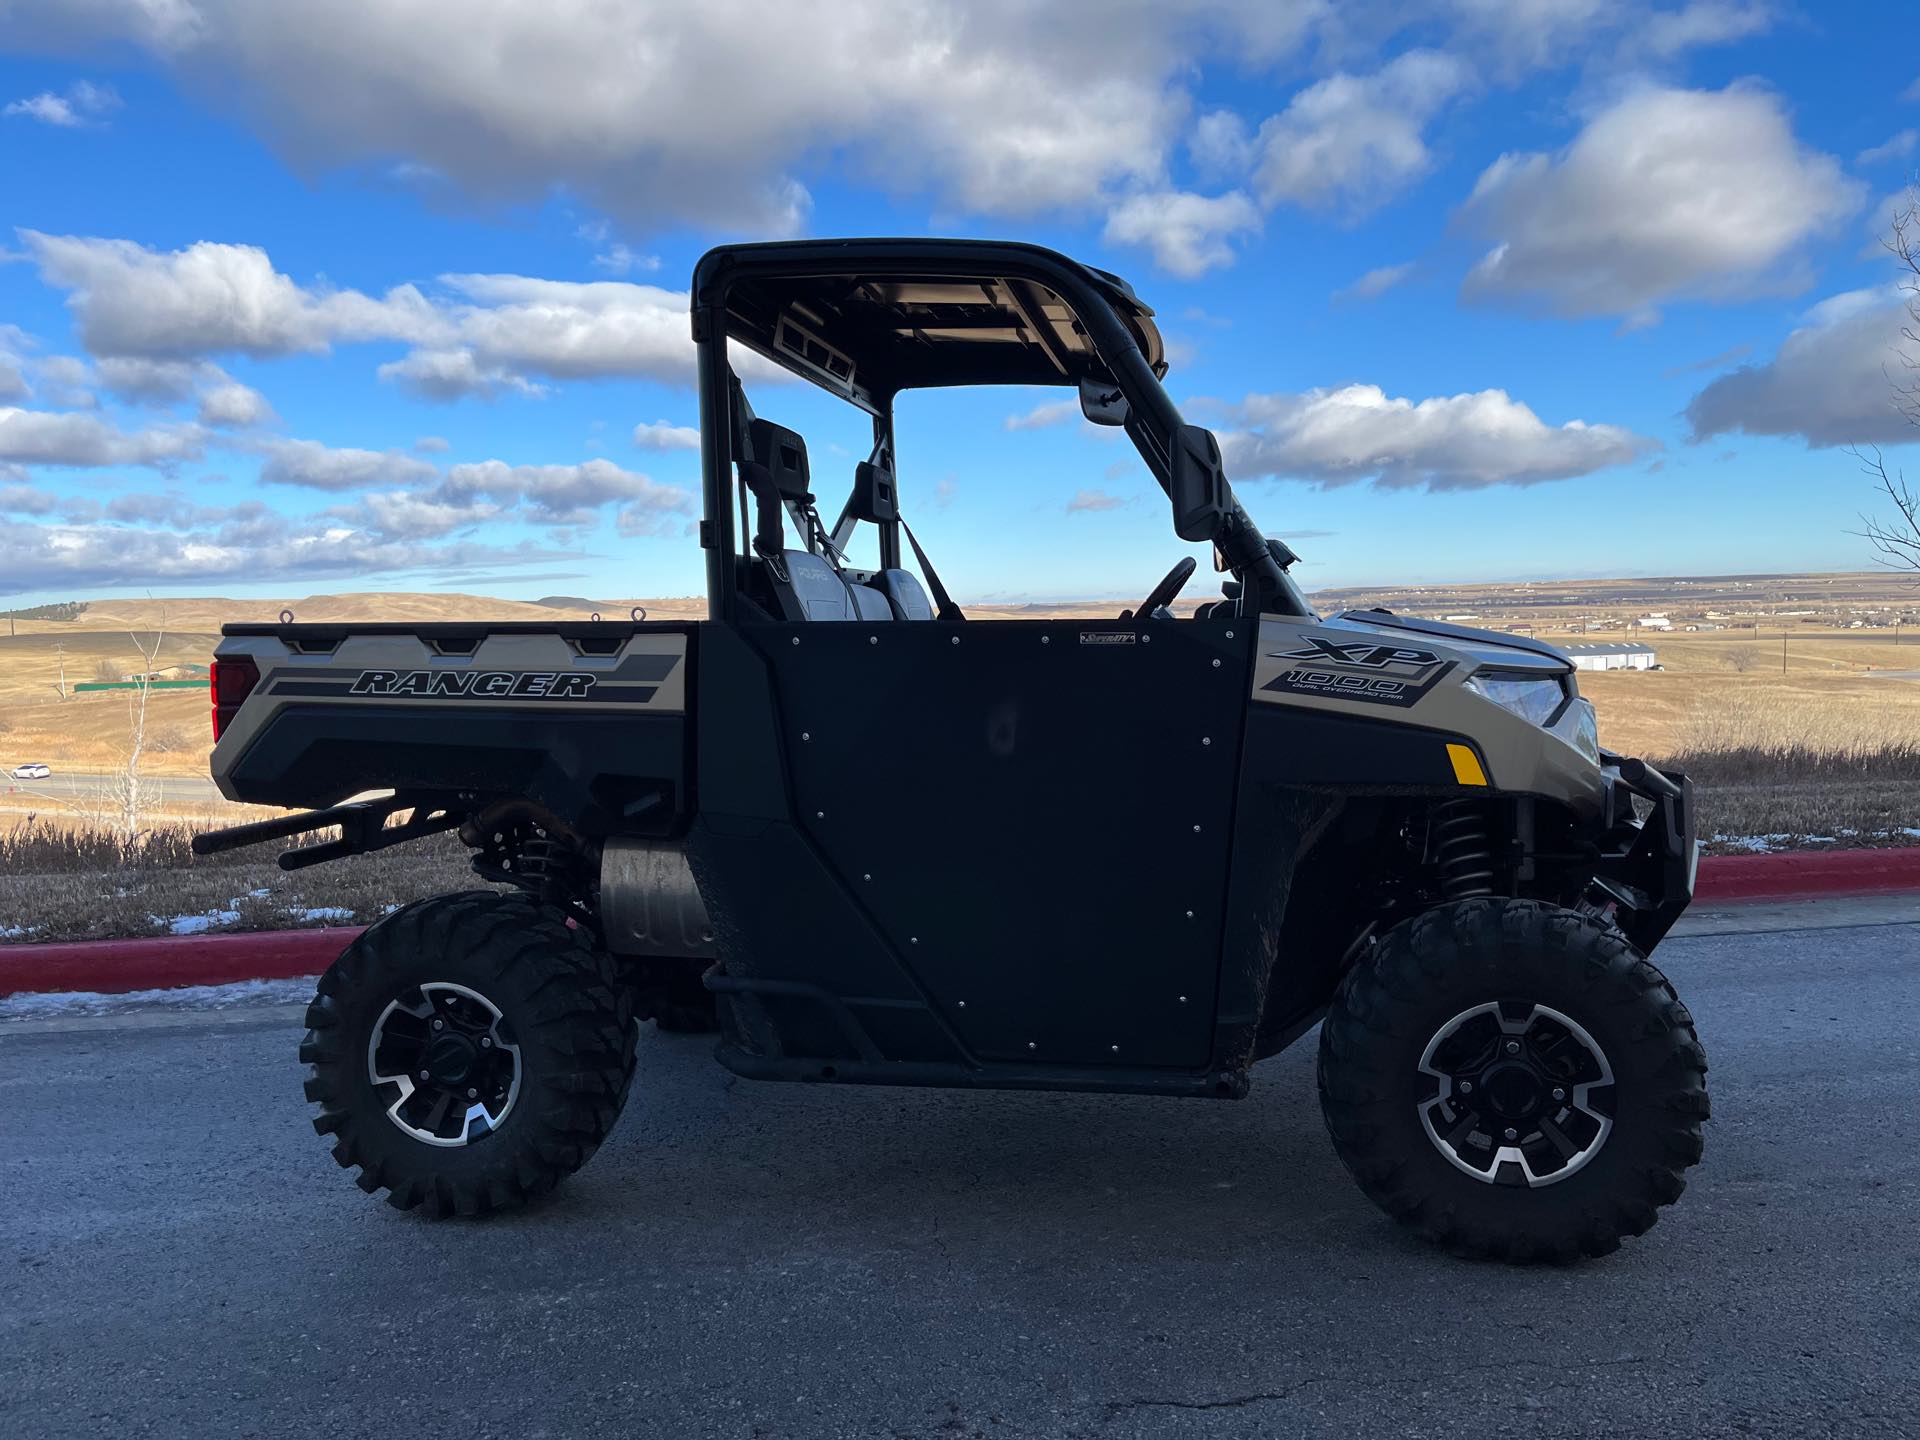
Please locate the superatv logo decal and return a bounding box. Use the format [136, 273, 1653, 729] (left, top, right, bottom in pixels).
[1079, 631, 1136, 646]
[349, 669, 597, 699]
[1260, 635, 1453, 709]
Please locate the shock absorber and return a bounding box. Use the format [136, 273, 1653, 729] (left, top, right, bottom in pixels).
[1430, 801, 1496, 899]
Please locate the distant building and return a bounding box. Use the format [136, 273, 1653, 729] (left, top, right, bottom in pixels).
[1566, 642, 1657, 672]
[1635, 613, 1673, 631]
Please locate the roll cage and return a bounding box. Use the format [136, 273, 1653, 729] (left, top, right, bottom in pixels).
[689, 238, 1311, 622]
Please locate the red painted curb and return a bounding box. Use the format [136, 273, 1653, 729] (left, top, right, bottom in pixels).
[1695, 846, 1920, 901]
[0, 926, 364, 998]
[2, 847, 1917, 998]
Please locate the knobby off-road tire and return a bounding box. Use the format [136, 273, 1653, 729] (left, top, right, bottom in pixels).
[1318, 898, 1708, 1263]
[299, 890, 637, 1217]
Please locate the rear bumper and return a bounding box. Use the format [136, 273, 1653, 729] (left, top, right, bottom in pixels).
[1589, 753, 1697, 952]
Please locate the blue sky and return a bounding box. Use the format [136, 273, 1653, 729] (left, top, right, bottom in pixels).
[0, 2, 1916, 608]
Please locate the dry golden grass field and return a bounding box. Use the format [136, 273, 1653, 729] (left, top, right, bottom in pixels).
[3, 577, 1919, 943]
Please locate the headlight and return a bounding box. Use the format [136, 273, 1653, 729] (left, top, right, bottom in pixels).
[1463, 671, 1566, 727]
[1551, 697, 1601, 763]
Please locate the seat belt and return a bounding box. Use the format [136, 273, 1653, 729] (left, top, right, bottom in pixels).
[899, 518, 964, 622]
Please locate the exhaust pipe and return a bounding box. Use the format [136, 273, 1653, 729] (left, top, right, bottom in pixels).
[599, 838, 716, 958]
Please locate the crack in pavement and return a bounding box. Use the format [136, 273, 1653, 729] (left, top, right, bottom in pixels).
[1106, 1354, 1653, 1419]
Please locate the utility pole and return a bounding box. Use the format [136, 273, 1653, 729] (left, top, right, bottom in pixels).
[1781, 630, 1788, 675]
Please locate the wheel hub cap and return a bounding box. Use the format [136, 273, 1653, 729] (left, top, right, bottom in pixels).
[367, 982, 521, 1146]
[1416, 1001, 1614, 1187]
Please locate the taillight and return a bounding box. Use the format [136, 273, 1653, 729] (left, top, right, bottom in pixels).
[211, 655, 260, 740]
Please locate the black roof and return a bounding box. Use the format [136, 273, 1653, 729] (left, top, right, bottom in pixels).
[693, 238, 1166, 412]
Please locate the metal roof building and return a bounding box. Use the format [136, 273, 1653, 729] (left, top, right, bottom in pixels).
[1564, 642, 1657, 672]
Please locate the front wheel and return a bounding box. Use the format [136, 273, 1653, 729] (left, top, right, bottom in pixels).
[1318, 898, 1708, 1262]
[299, 891, 637, 1216]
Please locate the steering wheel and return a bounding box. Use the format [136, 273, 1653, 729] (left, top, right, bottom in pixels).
[1129, 555, 1196, 621]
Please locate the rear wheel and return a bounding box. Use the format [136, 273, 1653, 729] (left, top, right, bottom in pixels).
[1318, 898, 1707, 1262]
[299, 890, 637, 1216]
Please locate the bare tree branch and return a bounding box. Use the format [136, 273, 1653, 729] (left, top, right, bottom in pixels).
[1861, 184, 1920, 568]
[114, 611, 168, 845]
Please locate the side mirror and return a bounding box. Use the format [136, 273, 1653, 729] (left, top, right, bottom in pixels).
[1079, 376, 1129, 427]
[1169, 424, 1228, 542]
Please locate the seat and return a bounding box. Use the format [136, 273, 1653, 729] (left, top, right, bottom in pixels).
[848, 584, 895, 621]
[871, 568, 935, 621]
[780, 550, 859, 621]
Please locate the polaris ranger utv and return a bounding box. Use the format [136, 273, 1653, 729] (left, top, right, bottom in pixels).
[198, 238, 1706, 1261]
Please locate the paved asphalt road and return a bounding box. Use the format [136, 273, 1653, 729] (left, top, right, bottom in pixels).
[1, 771, 220, 806]
[3, 916, 1915, 1439]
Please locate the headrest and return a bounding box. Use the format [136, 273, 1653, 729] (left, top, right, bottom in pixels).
[849, 460, 898, 523]
[748, 418, 810, 500]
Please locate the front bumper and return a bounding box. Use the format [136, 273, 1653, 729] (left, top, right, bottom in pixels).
[1589, 752, 1698, 952]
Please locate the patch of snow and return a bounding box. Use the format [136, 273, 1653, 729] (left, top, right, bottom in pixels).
[288, 906, 355, 924]
[153, 908, 243, 936]
[0, 976, 316, 1020]
[1, 923, 36, 939]
[247, 887, 272, 899]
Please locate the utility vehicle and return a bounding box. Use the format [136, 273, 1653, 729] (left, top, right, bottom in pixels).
[197, 238, 1706, 1261]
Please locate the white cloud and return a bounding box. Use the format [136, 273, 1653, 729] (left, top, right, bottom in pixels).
[1189, 109, 1255, 179]
[1634, 1, 1777, 61]
[36, 355, 96, 409]
[94, 356, 207, 404]
[1252, 51, 1471, 218]
[0, 325, 29, 402]
[103, 491, 256, 527]
[1333, 262, 1415, 303]
[0, 482, 61, 515]
[25, 232, 439, 359]
[2, 2, 1320, 235]
[1064, 488, 1125, 513]
[591, 244, 660, 276]
[3, 2, 204, 53]
[1447, 0, 1609, 74]
[376, 348, 544, 402]
[429, 274, 693, 387]
[632, 420, 700, 451]
[0, 516, 573, 595]
[0, 407, 202, 467]
[413, 434, 450, 453]
[26, 232, 720, 398]
[197, 379, 275, 427]
[1684, 286, 1916, 447]
[335, 491, 501, 541]
[1858, 130, 1917, 167]
[1220, 383, 1653, 489]
[441, 458, 691, 527]
[1448, 0, 1776, 76]
[1460, 84, 1862, 321]
[1004, 398, 1080, 432]
[615, 501, 685, 539]
[256, 438, 438, 492]
[4, 80, 121, 128]
[1103, 190, 1262, 277]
